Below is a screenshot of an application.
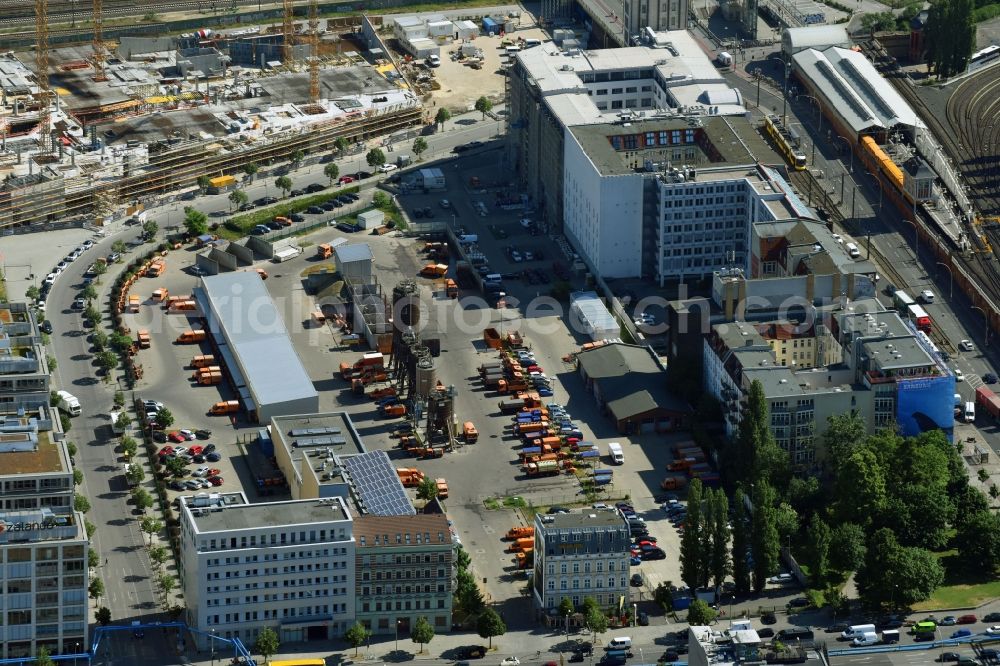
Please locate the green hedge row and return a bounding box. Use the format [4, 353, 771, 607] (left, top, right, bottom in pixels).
[222, 184, 362, 236]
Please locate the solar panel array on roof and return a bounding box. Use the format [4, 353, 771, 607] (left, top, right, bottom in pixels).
[342, 450, 415, 516]
[294, 436, 347, 448]
[289, 427, 342, 437]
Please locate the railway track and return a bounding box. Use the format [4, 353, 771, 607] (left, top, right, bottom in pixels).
[945, 66, 1000, 217]
[0, 0, 284, 25]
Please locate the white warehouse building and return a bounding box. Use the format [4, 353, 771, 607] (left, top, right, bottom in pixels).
[178, 492, 355, 650]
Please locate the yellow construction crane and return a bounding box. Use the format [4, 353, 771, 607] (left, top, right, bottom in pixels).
[34, 0, 51, 151]
[92, 0, 107, 81]
[308, 0, 319, 103]
[282, 0, 295, 69]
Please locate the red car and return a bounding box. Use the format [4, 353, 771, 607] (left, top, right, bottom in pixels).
[167, 431, 186, 443]
[188, 445, 204, 456]
[207, 476, 224, 486]
[158, 446, 175, 457]
[527, 365, 543, 373]
[958, 614, 978, 624]
[338, 175, 355, 184]
[207, 468, 221, 477]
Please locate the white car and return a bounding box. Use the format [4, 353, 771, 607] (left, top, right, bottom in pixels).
[987, 626, 1000, 636]
[72, 298, 85, 310]
[954, 368, 965, 382]
[500, 658, 520, 666]
[82, 239, 94, 249]
[179, 429, 197, 441]
[831, 233, 844, 244]
[959, 340, 974, 352]
[768, 573, 793, 584]
[192, 467, 211, 477]
[378, 163, 398, 173]
[44, 274, 57, 286]
[440, 199, 451, 209]
[920, 289, 935, 303]
[172, 446, 188, 456]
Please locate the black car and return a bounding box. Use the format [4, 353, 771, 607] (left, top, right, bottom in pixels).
[239, 203, 256, 211]
[290, 189, 304, 197]
[984, 612, 1000, 622]
[321, 202, 338, 211]
[761, 612, 777, 625]
[336, 195, 352, 204]
[638, 612, 649, 626]
[195, 430, 212, 440]
[357, 170, 372, 179]
[306, 183, 325, 193]
[168, 480, 185, 491]
[267, 220, 284, 230]
[453, 145, 470, 154]
[39, 320, 53, 334]
[319, 154, 334, 163]
[547, 506, 570, 514]
[659, 652, 678, 663]
[345, 193, 360, 201]
[569, 654, 585, 663]
[456, 646, 487, 659]
[630, 574, 643, 587]
[191, 454, 205, 464]
[206, 452, 222, 462]
[307, 206, 324, 214]
[757, 628, 775, 638]
[290, 213, 306, 222]
[641, 549, 666, 560]
[787, 597, 810, 608]
[985, 372, 999, 384]
[203, 443, 217, 453]
[256, 196, 278, 205]
[413, 209, 424, 219]
[152, 430, 167, 443]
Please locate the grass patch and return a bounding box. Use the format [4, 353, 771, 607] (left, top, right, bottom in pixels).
[912, 551, 1000, 610]
[217, 184, 362, 240]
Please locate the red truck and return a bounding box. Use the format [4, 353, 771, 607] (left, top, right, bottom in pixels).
[976, 386, 1000, 419]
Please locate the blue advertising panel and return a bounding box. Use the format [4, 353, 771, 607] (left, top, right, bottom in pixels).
[896, 373, 955, 440]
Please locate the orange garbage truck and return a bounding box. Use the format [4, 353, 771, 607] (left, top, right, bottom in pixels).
[505, 526, 534, 540]
[208, 400, 239, 415]
[176, 330, 207, 344]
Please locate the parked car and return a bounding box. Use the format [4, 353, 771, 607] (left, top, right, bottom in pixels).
[206, 452, 222, 462]
[306, 183, 325, 193]
[951, 629, 972, 639]
[630, 574, 643, 587]
[307, 206, 324, 214]
[985, 372, 998, 385]
[959, 340, 974, 352]
[768, 573, 793, 585]
[641, 549, 666, 560]
[251, 225, 270, 235]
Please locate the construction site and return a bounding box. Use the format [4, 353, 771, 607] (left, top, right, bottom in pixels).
[0, 3, 424, 230]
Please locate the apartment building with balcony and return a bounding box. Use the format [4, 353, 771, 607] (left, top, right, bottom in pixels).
[0, 414, 89, 660]
[0, 303, 52, 411]
[353, 514, 454, 636]
[532, 509, 630, 622]
[178, 492, 354, 650]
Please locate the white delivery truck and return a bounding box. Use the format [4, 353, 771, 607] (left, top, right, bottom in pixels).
[56, 390, 82, 416]
[608, 442, 624, 465]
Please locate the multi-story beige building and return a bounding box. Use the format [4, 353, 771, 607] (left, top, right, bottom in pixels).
[0, 302, 53, 411]
[0, 412, 89, 660]
[353, 514, 455, 636]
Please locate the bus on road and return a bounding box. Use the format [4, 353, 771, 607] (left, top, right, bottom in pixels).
[893, 290, 915, 311]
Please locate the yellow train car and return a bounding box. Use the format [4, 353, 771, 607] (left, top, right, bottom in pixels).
[763, 115, 807, 170]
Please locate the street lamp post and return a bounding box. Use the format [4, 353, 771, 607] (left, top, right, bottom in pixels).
[936, 262, 953, 300]
[836, 135, 853, 174]
[74, 642, 80, 666]
[903, 219, 919, 257]
[867, 172, 883, 213]
[768, 57, 790, 127]
[971, 306, 991, 346]
[395, 619, 401, 651]
[633, 603, 637, 627]
[211, 628, 217, 666]
[800, 94, 822, 133]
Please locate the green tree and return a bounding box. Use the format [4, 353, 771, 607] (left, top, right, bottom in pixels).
[183, 208, 209, 236]
[344, 621, 372, 656]
[957, 510, 1000, 571]
[412, 137, 428, 160]
[731, 484, 751, 594]
[698, 486, 715, 589]
[558, 597, 575, 617]
[290, 149, 305, 166]
[856, 528, 943, 609]
[88, 548, 99, 569]
[835, 447, 887, 525]
[114, 411, 132, 432]
[242, 162, 259, 182]
[125, 462, 145, 488]
[142, 219, 159, 239]
[149, 544, 169, 569]
[74, 468, 83, 486]
[953, 484, 990, 532]
[773, 502, 799, 546]
[455, 545, 471, 571]
[197, 175, 211, 193]
[709, 488, 731, 590]
[89, 577, 105, 600]
[254, 627, 280, 663]
[165, 456, 187, 477]
[36, 647, 55, 666]
[275, 176, 293, 197]
[66, 441, 78, 457]
[85, 519, 96, 538]
[924, 0, 974, 78]
[410, 616, 435, 653]
[474, 96, 494, 119]
[680, 478, 703, 590]
[477, 607, 506, 648]
[74, 495, 91, 513]
[804, 513, 831, 584]
[416, 477, 439, 501]
[91, 260, 107, 283]
[435, 107, 451, 129]
[584, 605, 607, 644]
[121, 436, 138, 459]
[829, 523, 867, 572]
[61, 413, 72, 434]
[735, 380, 788, 489]
[96, 606, 112, 625]
[82, 284, 98, 301]
[26, 285, 40, 300]
[83, 304, 101, 327]
[132, 487, 154, 513]
[323, 162, 340, 184]
[91, 329, 108, 351]
[157, 572, 176, 600]
[334, 137, 349, 155]
[454, 570, 485, 619]
[140, 516, 163, 546]
[366, 148, 386, 169]
[751, 481, 780, 594]
[686, 599, 717, 625]
[229, 188, 249, 210]
[95, 350, 118, 377]
[861, 11, 895, 32]
[110, 331, 133, 351]
[155, 408, 175, 429]
[373, 191, 392, 209]
[111, 240, 127, 256]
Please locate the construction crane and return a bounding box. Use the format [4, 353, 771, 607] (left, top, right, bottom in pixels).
[92, 0, 107, 81]
[282, 0, 295, 69]
[34, 0, 51, 151]
[308, 0, 319, 103]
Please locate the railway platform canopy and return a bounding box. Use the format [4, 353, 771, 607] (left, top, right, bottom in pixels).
[792, 46, 926, 139]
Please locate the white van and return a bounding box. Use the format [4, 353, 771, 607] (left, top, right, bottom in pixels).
[852, 632, 879, 647]
[484, 273, 502, 284]
[841, 624, 875, 640]
[964, 401, 976, 422]
[523, 38, 542, 48]
[607, 637, 632, 650]
[56, 390, 82, 417]
[845, 242, 861, 259]
[608, 442, 624, 465]
[505, 45, 522, 55]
